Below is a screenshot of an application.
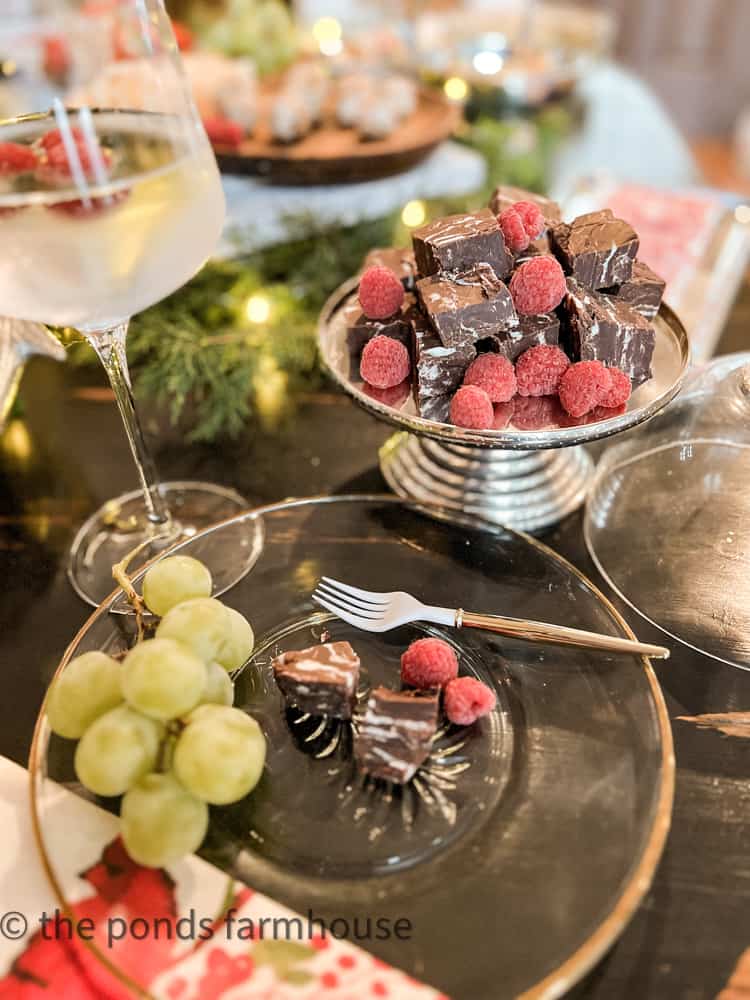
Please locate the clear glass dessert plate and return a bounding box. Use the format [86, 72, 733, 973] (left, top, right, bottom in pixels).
[585, 353, 750, 670]
[30, 496, 673, 999]
[318, 278, 690, 450]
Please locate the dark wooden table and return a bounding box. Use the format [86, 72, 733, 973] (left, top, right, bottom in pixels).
[1, 277, 749, 1000]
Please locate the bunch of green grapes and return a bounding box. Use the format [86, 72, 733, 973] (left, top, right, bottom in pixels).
[47, 556, 265, 869]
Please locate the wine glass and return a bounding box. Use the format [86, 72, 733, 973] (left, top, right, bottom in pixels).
[0, 1, 262, 606]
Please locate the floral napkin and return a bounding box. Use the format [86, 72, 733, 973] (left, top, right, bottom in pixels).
[0, 758, 444, 999]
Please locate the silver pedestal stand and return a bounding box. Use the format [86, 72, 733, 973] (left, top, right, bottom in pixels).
[319, 278, 689, 533]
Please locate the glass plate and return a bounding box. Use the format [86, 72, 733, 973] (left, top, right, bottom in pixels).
[29, 496, 673, 999]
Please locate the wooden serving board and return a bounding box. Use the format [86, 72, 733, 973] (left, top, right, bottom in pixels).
[214, 84, 461, 185]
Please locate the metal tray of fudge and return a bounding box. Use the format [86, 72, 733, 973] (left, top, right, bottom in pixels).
[318, 191, 690, 451]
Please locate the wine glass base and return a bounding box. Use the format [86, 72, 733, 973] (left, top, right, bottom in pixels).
[379, 432, 593, 533]
[67, 481, 263, 607]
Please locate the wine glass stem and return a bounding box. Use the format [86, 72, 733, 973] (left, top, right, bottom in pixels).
[88, 322, 170, 526]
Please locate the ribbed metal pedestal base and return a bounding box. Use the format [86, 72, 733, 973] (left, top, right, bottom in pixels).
[380, 432, 594, 533]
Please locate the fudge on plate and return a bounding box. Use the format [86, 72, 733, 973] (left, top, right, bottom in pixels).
[410, 302, 476, 415]
[416, 263, 517, 350]
[550, 210, 639, 290]
[603, 259, 666, 319]
[353, 685, 439, 784]
[272, 641, 361, 719]
[412, 209, 512, 280]
[561, 278, 656, 385]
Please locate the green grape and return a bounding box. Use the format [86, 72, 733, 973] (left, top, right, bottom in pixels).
[121, 638, 207, 721]
[142, 555, 212, 617]
[215, 606, 254, 673]
[121, 773, 209, 868]
[201, 662, 234, 707]
[156, 598, 230, 664]
[47, 651, 123, 739]
[74, 705, 163, 797]
[173, 706, 266, 805]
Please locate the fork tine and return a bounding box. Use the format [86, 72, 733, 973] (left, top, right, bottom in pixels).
[312, 595, 375, 629]
[312, 589, 383, 621]
[317, 581, 386, 611]
[320, 576, 390, 602]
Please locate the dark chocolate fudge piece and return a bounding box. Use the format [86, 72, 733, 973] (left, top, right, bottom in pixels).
[272, 641, 360, 719]
[488, 184, 562, 221]
[354, 686, 439, 783]
[411, 304, 475, 413]
[604, 260, 665, 319]
[416, 264, 517, 350]
[562, 278, 655, 386]
[344, 299, 411, 376]
[550, 210, 639, 290]
[412, 209, 511, 280]
[363, 246, 417, 290]
[483, 312, 560, 363]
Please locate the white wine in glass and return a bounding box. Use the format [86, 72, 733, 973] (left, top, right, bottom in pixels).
[0, 2, 262, 605]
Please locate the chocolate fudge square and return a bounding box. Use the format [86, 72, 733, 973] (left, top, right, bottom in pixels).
[412, 209, 511, 280]
[550, 210, 639, 290]
[272, 641, 360, 720]
[416, 264, 517, 350]
[604, 260, 666, 319]
[488, 184, 562, 222]
[343, 299, 412, 377]
[411, 304, 475, 414]
[484, 312, 560, 363]
[354, 686, 439, 784]
[363, 246, 417, 291]
[562, 279, 655, 386]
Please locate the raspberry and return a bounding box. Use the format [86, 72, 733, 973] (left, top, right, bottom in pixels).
[49, 189, 129, 219]
[598, 366, 631, 408]
[444, 676, 496, 726]
[558, 361, 612, 418]
[363, 377, 411, 408]
[449, 385, 494, 430]
[509, 256, 566, 315]
[360, 335, 410, 389]
[203, 117, 244, 150]
[358, 265, 404, 320]
[511, 394, 563, 430]
[39, 127, 84, 153]
[0, 142, 38, 175]
[498, 207, 529, 252]
[42, 130, 112, 180]
[463, 353, 517, 402]
[401, 638, 458, 688]
[514, 200, 545, 239]
[515, 344, 570, 397]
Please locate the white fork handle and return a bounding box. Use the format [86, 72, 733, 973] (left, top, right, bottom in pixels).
[421, 607, 670, 659]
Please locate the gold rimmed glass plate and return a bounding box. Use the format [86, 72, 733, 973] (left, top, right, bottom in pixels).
[29, 496, 673, 999]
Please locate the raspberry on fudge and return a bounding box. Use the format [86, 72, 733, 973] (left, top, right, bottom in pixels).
[599, 366, 632, 408]
[463, 353, 517, 403]
[449, 385, 494, 430]
[360, 335, 411, 389]
[509, 255, 566, 315]
[498, 206, 530, 253]
[359, 265, 405, 320]
[515, 344, 570, 397]
[558, 360, 612, 417]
